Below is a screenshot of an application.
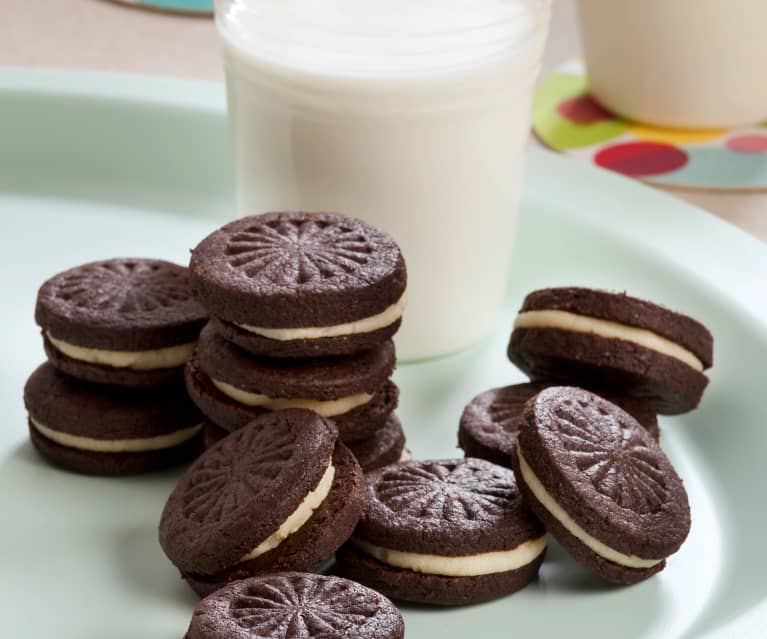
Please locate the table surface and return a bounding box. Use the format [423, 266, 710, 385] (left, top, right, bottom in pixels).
[3, 0, 765, 243]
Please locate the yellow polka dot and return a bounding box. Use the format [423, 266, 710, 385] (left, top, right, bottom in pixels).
[629, 124, 725, 145]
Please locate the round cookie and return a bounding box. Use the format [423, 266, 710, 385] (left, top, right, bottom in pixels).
[459, 383, 660, 468]
[335, 458, 546, 606]
[346, 415, 407, 472]
[184, 573, 404, 639]
[159, 409, 365, 597]
[189, 212, 407, 358]
[202, 421, 228, 449]
[507, 287, 714, 414]
[23, 363, 204, 475]
[204, 415, 408, 472]
[36, 258, 207, 387]
[186, 324, 398, 442]
[511, 386, 691, 585]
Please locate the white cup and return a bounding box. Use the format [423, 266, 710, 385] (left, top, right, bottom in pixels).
[577, 0, 767, 129]
[216, 0, 551, 360]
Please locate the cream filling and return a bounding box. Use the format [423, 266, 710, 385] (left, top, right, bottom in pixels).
[236, 294, 407, 341]
[516, 446, 663, 569]
[240, 461, 336, 562]
[29, 417, 202, 453]
[47, 333, 195, 371]
[513, 310, 704, 372]
[211, 378, 373, 417]
[352, 535, 547, 577]
[398, 448, 412, 462]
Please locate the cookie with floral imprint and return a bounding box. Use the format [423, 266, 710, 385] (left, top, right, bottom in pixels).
[184, 572, 404, 639]
[335, 458, 547, 605]
[458, 382, 659, 468]
[511, 386, 691, 585]
[159, 409, 364, 597]
[204, 414, 409, 474]
[190, 212, 407, 358]
[35, 258, 207, 387]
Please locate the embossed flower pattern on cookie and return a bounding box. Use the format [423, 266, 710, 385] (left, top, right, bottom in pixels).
[374, 459, 515, 522]
[230, 574, 380, 638]
[225, 217, 373, 285]
[485, 392, 529, 434]
[181, 425, 296, 523]
[50, 259, 192, 314]
[550, 397, 668, 514]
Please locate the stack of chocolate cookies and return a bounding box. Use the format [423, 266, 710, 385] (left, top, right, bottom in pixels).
[184, 212, 409, 471]
[23, 258, 208, 475]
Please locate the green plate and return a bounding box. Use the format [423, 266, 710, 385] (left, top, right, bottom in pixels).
[0, 70, 765, 639]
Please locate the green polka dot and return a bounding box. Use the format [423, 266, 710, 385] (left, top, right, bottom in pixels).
[534, 73, 627, 150]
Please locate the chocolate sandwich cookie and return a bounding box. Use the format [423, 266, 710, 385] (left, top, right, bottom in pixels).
[346, 415, 408, 472]
[159, 409, 365, 597]
[36, 258, 207, 387]
[336, 458, 546, 606]
[459, 383, 659, 468]
[204, 415, 409, 472]
[186, 323, 398, 442]
[202, 421, 227, 449]
[184, 573, 404, 639]
[190, 212, 407, 359]
[23, 363, 204, 475]
[508, 287, 713, 414]
[512, 386, 691, 585]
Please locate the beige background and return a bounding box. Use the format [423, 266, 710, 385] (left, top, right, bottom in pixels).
[2, 0, 765, 242]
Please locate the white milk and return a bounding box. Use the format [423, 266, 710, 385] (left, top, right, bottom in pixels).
[217, 0, 550, 359]
[578, 0, 767, 129]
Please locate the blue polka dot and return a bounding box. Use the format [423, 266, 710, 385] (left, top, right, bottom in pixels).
[138, 0, 212, 13]
[651, 147, 767, 189]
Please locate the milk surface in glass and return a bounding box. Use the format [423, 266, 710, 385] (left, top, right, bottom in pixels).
[217, 0, 550, 359]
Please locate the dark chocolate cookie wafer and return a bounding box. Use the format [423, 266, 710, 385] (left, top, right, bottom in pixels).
[159, 410, 364, 596]
[186, 325, 398, 442]
[190, 212, 407, 358]
[204, 414, 408, 474]
[512, 386, 691, 585]
[202, 421, 227, 449]
[23, 363, 203, 475]
[36, 258, 207, 387]
[336, 458, 546, 605]
[507, 287, 713, 414]
[459, 383, 659, 468]
[185, 573, 404, 639]
[347, 415, 407, 472]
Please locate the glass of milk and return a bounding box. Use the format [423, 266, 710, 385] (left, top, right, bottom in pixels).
[216, 0, 551, 360]
[578, 0, 767, 129]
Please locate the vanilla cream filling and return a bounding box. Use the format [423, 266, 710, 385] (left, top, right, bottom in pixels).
[47, 333, 195, 371]
[211, 378, 373, 417]
[516, 446, 663, 569]
[352, 535, 547, 577]
[29, 417, 202, 453]
[399, 448, 412, 463]
[236, 294, 407, 341]
[513, 310, 703, 372]
[239, 461, 336, 562]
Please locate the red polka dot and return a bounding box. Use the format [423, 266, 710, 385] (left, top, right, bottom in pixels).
[595, 142, 688, 177]
[557, 95, 614, 124]
[726, 134, 767, 153]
